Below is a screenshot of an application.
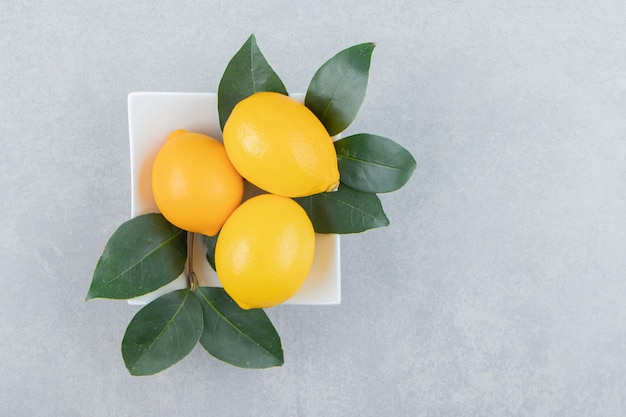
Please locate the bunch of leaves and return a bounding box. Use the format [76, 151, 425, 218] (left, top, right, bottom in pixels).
[86, 34, 416, 376]
[87, 214, 283, 375]
[218, 35, 416, 234]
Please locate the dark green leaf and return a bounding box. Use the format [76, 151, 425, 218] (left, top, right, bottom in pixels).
[195, 287, 283, 369]
[218, 34, 288, 130]
[335, 133, 416, 193]
[305, 42, 375, 136]
[202, 234, 219, 271]
[87, 213, 187, 300]
[121, 289, 203, 376]
[295, 183, 389, 234]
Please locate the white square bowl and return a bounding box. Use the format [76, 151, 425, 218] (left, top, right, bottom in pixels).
[127, 92, 341, 306]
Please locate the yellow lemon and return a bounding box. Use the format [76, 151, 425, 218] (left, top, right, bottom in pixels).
[215, 194, 315, 309]
[151, 130, 244, 236]
[222, 92, 340, 197]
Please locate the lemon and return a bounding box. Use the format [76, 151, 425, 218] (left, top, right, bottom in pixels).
[215, 194, 315, 309]
[222, 92, 340, 197]
[151, 130, 244, 236]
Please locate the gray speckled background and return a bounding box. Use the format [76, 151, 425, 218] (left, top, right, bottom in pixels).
[2, 1, 626, 416]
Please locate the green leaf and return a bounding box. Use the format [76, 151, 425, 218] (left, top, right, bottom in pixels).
[305, 42, 375, 136]
[121, 289, 203, 376]
[335, 133, 416, 193]
[202, 233, 219, 271]
[87, 213, 187, 300]
[195, 287, 283, 369]
[295, 183, 389, 234]
[218, 34, 288, 130]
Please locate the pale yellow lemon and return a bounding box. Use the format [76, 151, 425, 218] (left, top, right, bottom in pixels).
[222, 92, 339, 197]
[215, 194, 315, 309]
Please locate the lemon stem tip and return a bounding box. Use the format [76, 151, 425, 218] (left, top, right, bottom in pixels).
[326, 181, 340, 192]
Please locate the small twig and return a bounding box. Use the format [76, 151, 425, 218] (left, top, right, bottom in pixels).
[187, 232, 198, 292]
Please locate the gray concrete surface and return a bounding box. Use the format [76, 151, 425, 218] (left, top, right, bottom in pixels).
[2, 1, 625, 416]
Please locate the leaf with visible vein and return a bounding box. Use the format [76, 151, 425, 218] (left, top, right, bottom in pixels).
[195, 287, 283, 369]
[87, 213, 187, 300]
[218, 34, 288, 130]
[295, 183, 389, 234]
[335, 133, 416, 193]
[305, 42, 375, 136]
[121, 289, 203, 376]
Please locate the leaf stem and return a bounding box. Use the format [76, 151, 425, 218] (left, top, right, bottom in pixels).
[187, 232, 198, 292]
